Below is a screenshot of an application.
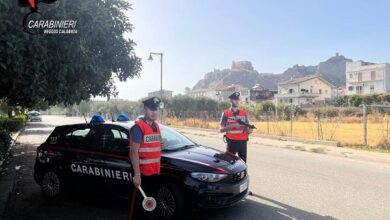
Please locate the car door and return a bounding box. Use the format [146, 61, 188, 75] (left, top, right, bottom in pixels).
[92, 124, 133, 197]
[66, 125, 104, 192]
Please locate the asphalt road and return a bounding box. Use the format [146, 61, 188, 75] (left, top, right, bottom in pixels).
[1, 115, 390, 220]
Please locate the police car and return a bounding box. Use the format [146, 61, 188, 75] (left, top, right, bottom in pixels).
[34, 116, 249, 219]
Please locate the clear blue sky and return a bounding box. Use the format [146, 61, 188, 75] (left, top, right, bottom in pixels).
[115, 0, 390, 100]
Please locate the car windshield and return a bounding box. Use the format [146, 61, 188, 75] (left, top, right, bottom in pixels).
[160, 126, 196, 151]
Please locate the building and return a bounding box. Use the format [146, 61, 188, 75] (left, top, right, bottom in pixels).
[186, 89, 218, 100]
[346, 61, 390, 95]
[216, 84, 249, 103]
[186, 84, 249, 102]
[249, 84, 275, 103]
[275, 74, 335, 106]
[333, 86, 347, 97]
[148, 89, 173, 99]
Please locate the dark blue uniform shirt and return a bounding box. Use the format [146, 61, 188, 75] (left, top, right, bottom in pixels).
[130, 125, 142, 144]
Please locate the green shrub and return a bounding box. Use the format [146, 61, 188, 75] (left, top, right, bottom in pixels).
[379, 93, 390, 102]
[0, 129, 12, 159]
[349, 95, 363, 107]
[0, 117, 26, 132]
[15, 114, 28, 122]
[275, 103, 286, 120]
[261, 101, 276, 114]
[341, 93, 390, 107]
[361, 94, 381, 105]
[338, 107, 360, 116]
[332, 96, 348, 107]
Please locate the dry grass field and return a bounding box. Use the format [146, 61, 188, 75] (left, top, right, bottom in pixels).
[165, 115, 390, 149]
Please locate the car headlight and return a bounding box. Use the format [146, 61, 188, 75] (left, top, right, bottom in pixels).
[191, 172, 227, 182]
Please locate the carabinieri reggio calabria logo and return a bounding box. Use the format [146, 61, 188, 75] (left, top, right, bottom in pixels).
[19, 0, 77, 35]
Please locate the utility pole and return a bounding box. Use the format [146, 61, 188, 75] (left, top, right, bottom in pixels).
[290, 105, 293, 137]
[317, 111, 321, 139]
[148, 52, 164, 123]
[362, 104, 367, 145]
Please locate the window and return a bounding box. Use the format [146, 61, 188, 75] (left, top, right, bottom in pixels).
[348, 86, 354, 91]
[349, 73, 353, 79]
[371, 71, 376, 80]
[71, 129, 91, 137]
[160, 126, 194, 151]
[289, 99, 293, 103]
[100, 128, 129, 153]
[319, 89, 322, 94]
[358, 72, 362, 82]
[356, 86, 363, 94]
[370, 85, 374, 93]
[289, 89, 293, 94]
[111, 129, 127, 139]
[58, 127, 97, 148]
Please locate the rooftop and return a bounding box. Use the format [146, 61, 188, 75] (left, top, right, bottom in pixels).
[278, 74, 335, 88]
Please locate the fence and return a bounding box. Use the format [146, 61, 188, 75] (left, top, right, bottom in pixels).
[165, 106, 390, 150]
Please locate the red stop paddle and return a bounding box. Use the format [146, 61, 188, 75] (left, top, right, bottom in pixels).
[138, 186, 157, 211]
[128, 185, 157, 220]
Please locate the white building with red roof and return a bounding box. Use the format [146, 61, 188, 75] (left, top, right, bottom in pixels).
[275, 74, 335, 106]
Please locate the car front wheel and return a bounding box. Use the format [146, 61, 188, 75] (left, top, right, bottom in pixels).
[155, 182, 188, 219]
[41, 171, 61, 199]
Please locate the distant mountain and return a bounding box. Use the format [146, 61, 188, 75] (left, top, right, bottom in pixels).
[192, 61, 260, 90]
[317, 54, 352, 86]
[191, 54, 352, 91]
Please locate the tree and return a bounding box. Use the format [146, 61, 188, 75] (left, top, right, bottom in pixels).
[349, 95, 363, 107]
[261, 101, 275, 114]
[0, 0, 141, 108]
[333, 96, 348, 107]
[218, 101, 230, 111]
[78, 101, 91, 115]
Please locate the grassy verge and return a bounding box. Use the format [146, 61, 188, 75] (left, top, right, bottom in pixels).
[348, 145, 390, 153]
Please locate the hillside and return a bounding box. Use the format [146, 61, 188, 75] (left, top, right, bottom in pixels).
[191, 54, 352, 90]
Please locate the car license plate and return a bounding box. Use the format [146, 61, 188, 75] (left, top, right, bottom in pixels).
[239, 181, 248, 193]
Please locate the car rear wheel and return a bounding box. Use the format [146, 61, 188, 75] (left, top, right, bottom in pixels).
[41, 171, 61, 199]
[155, 182, 188, 219]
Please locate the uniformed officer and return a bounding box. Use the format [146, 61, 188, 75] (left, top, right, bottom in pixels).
[220, 92, 252, 162]
[128, 97, 162, 220]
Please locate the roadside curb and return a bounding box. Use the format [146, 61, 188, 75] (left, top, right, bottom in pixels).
[253, 134, 339, 147]
[170, 125, 339, 147]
